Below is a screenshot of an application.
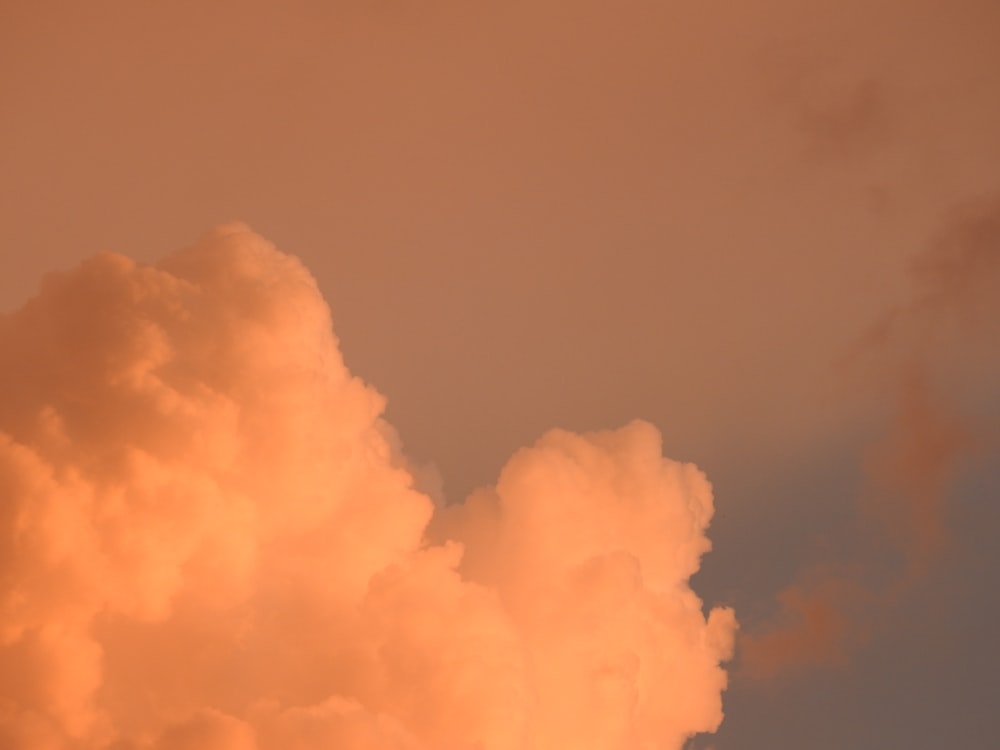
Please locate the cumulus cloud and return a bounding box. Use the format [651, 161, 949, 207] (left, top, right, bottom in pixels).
[0, 225, 735, 749]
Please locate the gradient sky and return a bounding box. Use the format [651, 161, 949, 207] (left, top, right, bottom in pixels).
[2, 1, 999, 748]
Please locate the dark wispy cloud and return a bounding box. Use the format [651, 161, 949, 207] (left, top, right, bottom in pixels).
[740, 194, 1000, 679]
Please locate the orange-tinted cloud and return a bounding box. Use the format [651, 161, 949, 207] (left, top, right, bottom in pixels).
[863, 369, 970, 576]
[738, 196, 1000, 680]
[739, 571, 872, 680]
[432, 422, 737, 748]
[0, 225, 735, 749]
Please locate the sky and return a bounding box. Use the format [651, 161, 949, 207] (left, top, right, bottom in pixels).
[1, 1, 998, 748]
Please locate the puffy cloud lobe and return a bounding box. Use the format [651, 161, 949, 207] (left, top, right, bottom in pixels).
[435, 424, 736, 749]
[0, 225, 734, 749]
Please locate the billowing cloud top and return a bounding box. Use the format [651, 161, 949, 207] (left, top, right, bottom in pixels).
[0, 225, 735, 750]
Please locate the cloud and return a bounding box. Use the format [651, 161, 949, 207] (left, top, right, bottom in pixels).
[761, 41, 894, 163]
[0, 224, 735, 749]
[738, 567, 873, 680]
[738, 195, 1000, 679]
[432, 422, 737, 748]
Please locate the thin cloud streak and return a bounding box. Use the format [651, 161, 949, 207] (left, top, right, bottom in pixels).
[739, 196, 1000, 680]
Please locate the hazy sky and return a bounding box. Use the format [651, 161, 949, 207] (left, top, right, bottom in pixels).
[2, 1, 999, 748]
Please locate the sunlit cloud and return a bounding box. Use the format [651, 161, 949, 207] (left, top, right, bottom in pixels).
[0, 225, 735, 750]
